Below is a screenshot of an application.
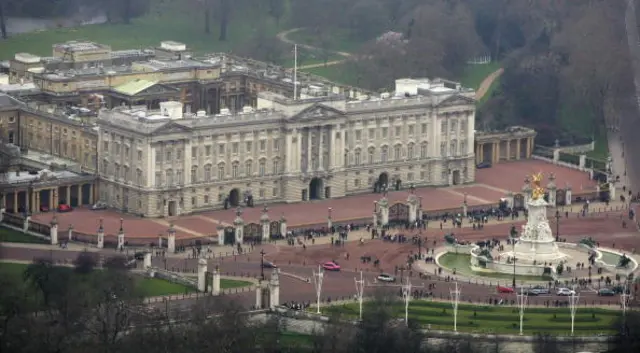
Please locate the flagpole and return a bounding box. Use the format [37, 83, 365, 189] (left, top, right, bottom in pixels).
[293, 44, 298, 101]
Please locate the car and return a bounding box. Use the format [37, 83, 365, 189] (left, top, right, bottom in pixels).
[57, 204, 73, 212]
[39, 205, 50, 212]
[322, 261, 341, 271]
[377, 273, 396, 283]
[497, 286, 515, 294]
[611, 285, 631, 295]
[476, 161, 492, 169]
[92, 201, 108, 210]
[530, 285, 550, 295]
[556, 288, 576, 296]
[518, 288, 539, 296]
[598, 288, 616, 296]
[262, 261, 277, 268]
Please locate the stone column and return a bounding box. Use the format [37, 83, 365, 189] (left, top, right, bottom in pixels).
[143, 252, 152, 269]
[268, 268, 280, 309]
[78, 185, 83, 206]
[296, 129, 302, 171]
[329, 126, 336, 169]
[285, 130, 294, 174]
[88, 185, 94, 204]
[407, 194, 418, 223]
[168, 223, 176, 253]
[65, 187, 71, 205]
[526, 137, 532, 158]
[13, 192, 18, 211]
[34, 191, 40, 213]
[565, 187, 572, 206]
[516, 139, 521, 160]
[307, 128, 313, 171]
[0, 207, 5, 223]
[23, 215, 30, 233]
[117, 218, 125, 250]
[68, 224, 73, 241]
[234, 207, 244, 245]
[212, 268, 221, 295]
[197, 258, 207, 292]
[609, 182, 616, 201]
[260, 206, 270, 241]
[158, 235, 163, 248]
[97, 218, 105, 249]
[25, 190, 30, 214]
[279, 214, 287, 237]
[217, 225, 225, 245]
[506, 140, 511, 160]
[378, 198, 389, 226]
[50, 215, 58, 245]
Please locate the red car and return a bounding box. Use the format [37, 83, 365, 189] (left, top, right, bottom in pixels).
[322, 261, 341, 271]
[497, 286, 515, 294]
[57, 204, 73, 212]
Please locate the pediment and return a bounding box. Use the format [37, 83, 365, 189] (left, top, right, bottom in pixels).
[152, 122, 191, 134]
[289, 103, 344, 122]
[137, 84, 180, 96]
[436, 94, 476, 108]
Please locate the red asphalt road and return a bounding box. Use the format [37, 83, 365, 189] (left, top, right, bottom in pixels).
[26, 159, 597, 244]
[1, 210, 634, 312]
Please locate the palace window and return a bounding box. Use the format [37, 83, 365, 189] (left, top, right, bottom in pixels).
[395, 126, 401, 137]
[192, 147, 198, 158]
[354, 148, 361, 165]
[155, 172, 162, 186]
[381, 146, 388, 163]
[136, 169, 142, 185]
[232, 142, 239, 154]
[260, 140, 266, 152]
[176, 170, 183, 185]
[272, 159, 280, 174]
[114, 164, 120, 179]
[368, 147, 375, 164]
[368, 128, 375, 140]
[166, 150, 171, 161]
[259, 159, 266, 176]
[218, 144, 225, 155]
[420, 142, 428, 159]
[441, 121, 448, 135]
[382, 127, 388, 138]
[246, 141, 252, 153]
[217, 163, 225, 180]
[204, 164, 212, 182]
[191, 166, 198, 183]
[461, 141, 467, 155]
[394, 145, 401, 160]
[273, 139, 280, 152]
[440, 142, 446, 156]
[245, 160, 253, 176]
[176, 149, 182, 160]
[355, 130, 362, 142]
[460, 120, 468, 134]
[450, 140, 457, 156]
[421, 123, 427, 134]
[407, 143, 414, 160]
[408, 125, 414, 135]
[166, 169, 174, 186]
[232, 162, 239, 178]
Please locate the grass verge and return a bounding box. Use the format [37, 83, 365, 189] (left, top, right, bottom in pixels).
[323, 300, 620, 335]
[0, 226, 47, 244]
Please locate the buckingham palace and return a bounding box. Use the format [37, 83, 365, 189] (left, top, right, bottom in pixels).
[97, 77, 477, 217]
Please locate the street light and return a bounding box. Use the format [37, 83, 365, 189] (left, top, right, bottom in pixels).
[417, 237, 422, 259]
[260, 249, 266, 280]
[328, 207, 333, 230]
[555, 210, 560, 242]
[511, 233, 517, 288]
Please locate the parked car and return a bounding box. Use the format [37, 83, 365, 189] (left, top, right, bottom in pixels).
[39, 205, 50, 212]
[497, 286, 515, 294]
[598, 288, 616, 296]
[518, 288, 539, 296]
[476, 161, 492, 169]
[92, 201, 108, 210]
[611, 285, 631, 294]
[322, 261, 341, 271]
[262, 261, 277, 269]
[530, 285, 550, 295]
[377, 273, 396, 283]
[57, 204, 73, 212]
[556, 288, 576, 296]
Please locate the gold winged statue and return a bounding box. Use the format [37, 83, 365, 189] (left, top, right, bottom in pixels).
[531, 172, 545, 200]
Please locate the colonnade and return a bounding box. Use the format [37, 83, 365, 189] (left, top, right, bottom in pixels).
[3, 183, 96, 214]
[475, 137, 535, 165]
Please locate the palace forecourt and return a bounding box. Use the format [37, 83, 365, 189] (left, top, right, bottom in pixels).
[13, 159, 598, 246]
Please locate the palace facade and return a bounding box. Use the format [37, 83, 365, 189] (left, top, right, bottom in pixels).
[97, 78, 476, 217]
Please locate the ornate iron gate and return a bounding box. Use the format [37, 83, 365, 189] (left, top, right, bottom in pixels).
[243, 223, 262, 242]
[513, 194, 525, 209]
[389, 203, 409, 222]
[556, 189, 566, 206]
[224, 226, 235, 244]
[269, 220, 282, 238]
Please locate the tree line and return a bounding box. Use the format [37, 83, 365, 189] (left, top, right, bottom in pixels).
[283, 0, 630, 145]
[0, 249, 639, 353]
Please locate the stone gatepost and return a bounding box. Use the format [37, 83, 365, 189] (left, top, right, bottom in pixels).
[143, 252, 152, 269]
[327, 207, 333, 230]
[547, 173, 557, 206]
[212, 268, 221, 295]
[565, 186, 572, 206]
[279, 214, 287, 237]
[158, 235, 163, 248]
[260, 206, 270, 241]
[255, 286, 263, 308]
[50, 214, 58, 245]
[67, 224, 73, 241]
[233, 207, 244, 245]
[23, 215, 30, 233]
[197, 258, 207, 292]
[417, 196, 423, 220]
[217, 225, 225, 245]
[609, 182, 616, 200]
[117, 218, 125, 250]
[505, 192, 514, 209]
[0, 208, 5, 223]
[97, 218, 105, 249]
[167, 223, 176, 253]
[407, 194, 419, 223]
[268, 268, 280, 309]
[462, 192, 468, 217]
[378, 197, 389, 226]
[579, 154, 586, 170]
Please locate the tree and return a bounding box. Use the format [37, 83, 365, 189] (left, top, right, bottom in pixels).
[218, 0, 231, 41]
[268, 0, 285, 25]
[0, 0, 7, 39]
[74, 250, 98, 274]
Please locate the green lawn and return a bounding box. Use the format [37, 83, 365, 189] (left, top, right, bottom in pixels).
[459, 62, 501, 90]
[588, 128, 609, 160]
[438, 253, 552, 282]
[221, 278, 253, 289]
[323, 300, 620, 335]
[303, 63, 361, 87]
[0, 0, 288, 61]
[0, 226, 47, 244]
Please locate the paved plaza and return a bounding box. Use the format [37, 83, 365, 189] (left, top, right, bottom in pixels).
[28, 159, 598, 243]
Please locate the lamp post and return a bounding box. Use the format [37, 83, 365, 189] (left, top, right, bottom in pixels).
[511, 234, 517, 288]
[260, 249, 266, 280]
[417, 237, 422, 259]
[327, 207, 332, 230]
[312, 265, 324, 314]
[555, 210, 560, 242]
[354, 271, 365, 321]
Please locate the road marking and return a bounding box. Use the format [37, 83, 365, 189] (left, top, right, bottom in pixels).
[442, 188, 491, 204]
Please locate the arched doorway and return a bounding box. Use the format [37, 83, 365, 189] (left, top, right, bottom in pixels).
[309, 178, 323, 200]
[229, 189, 240, 207]
[452, 170, 461, 185]
[168, 200, 177, 216]
[377, 172, 389, 190]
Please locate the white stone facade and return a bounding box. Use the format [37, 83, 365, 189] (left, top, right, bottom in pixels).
[97, 78, 476, 217]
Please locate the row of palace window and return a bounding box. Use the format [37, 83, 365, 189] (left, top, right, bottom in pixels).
[187, 159, 281, 185]
[349, 140, 468, 165]
[350, 119, 469, 143]
[189, 140, 279, 159]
